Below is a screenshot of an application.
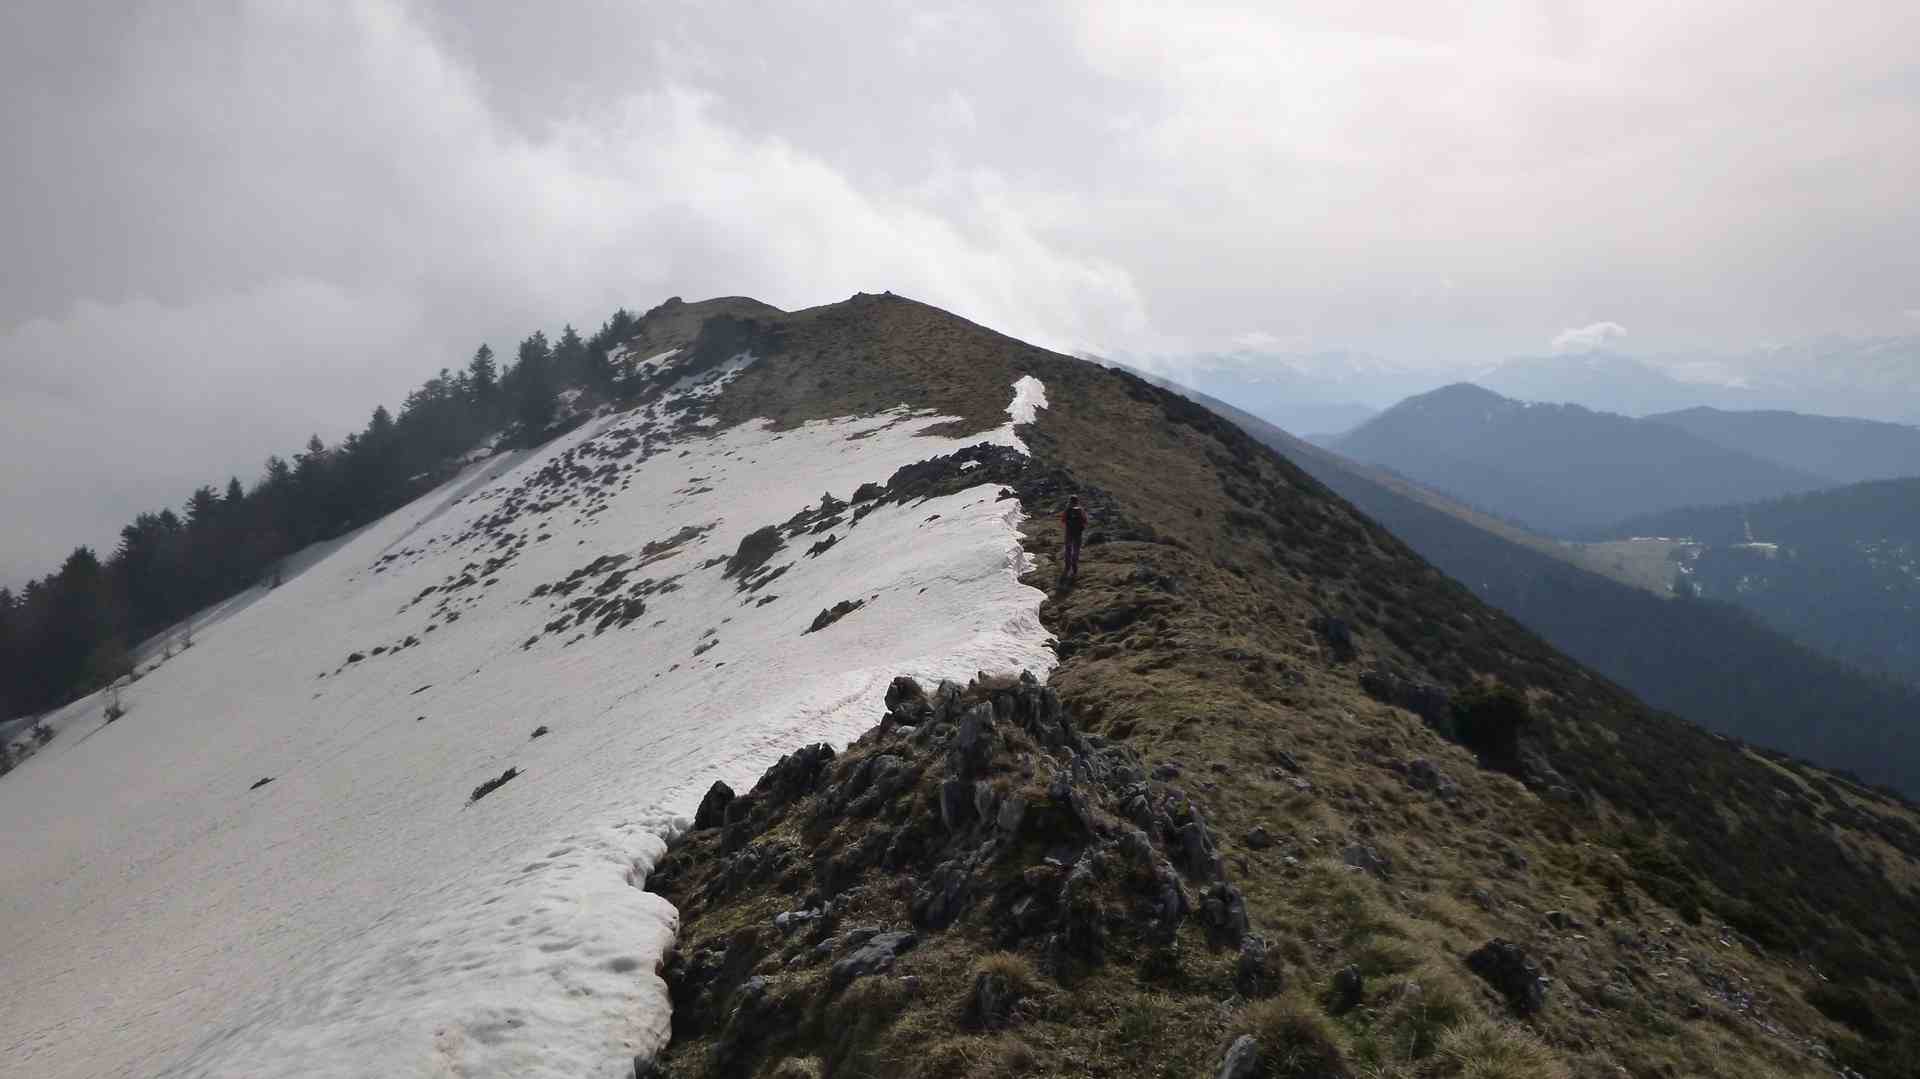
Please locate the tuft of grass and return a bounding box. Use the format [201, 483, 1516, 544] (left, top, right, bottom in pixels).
[1432, 1020, 1569, 1079]
[765, 1056, 825, 1079]
[1244, 993, 1349, 1078]
[1375, 969, 1475, 1062]
[971, 951, 1041, 992]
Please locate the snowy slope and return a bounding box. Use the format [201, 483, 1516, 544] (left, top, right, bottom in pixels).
[0, 363, 1055, 1079]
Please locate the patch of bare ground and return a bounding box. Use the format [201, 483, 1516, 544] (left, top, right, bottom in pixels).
[641, 293, 1918, 1078]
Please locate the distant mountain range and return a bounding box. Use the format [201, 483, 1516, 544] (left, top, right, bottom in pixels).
[1475, 351, 1717, 417]
[1476, 340, 1920, 424]
[1132, 335, 1920, 438]
[1641, 407, 1920, 484]
[1110, 363, 1920, 797]
[1089, 349, 1438, 437]
[1323, 383, 1832, 537]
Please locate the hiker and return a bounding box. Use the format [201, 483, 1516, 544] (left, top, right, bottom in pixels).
[1062, 495, 1088, 578]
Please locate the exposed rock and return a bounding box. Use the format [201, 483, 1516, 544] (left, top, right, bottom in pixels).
[249, 776, 274, 791]
[1243, 825, 1272, 850]
[803, 599, 864, 635]
[655, 670, 1286, 1067]
[1359, 668, 1450, 728]
[1216, 1034, 1262, 1079]
[964, 965, 1026, 1030]
[912, 856, 976, 928]
[1342, 844, 1391, 879]
[712, 974, 779, 1073]
[529, 724, 550, 739]
[468, 766, 520, 804]
[694, 781, 735, 830]
[996, 793, 1029, 835]
[1178, 820, 1225, 880]
[1235, 935, 1282, 998]
[884, 675, 925, 712]
[1310, 612, 1356, 663]
[1199, 882, 1251, 946]
[1544, 909, 1583, 931]
[829, 930, 917, 992]
[760, 743, 836, 804]
[1466, 939, 1549, 1016]
[1329, 963, 1366, 1014]
[940, 777, 974, 831]
[1406, 758, 1457, 799]
[953, 702, 998, 777]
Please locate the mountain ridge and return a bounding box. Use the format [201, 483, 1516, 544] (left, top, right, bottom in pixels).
[5, 294, 1918, 1078]
[1642, 406, 1920, 485]
[1329, 383, 1834, 537]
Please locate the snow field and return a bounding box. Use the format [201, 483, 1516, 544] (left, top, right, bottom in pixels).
[0, 371, 1054, 1078]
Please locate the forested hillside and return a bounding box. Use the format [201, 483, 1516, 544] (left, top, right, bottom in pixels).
[0, 307, 653, 731]
[1643, 407, 1920, 485]
[1605, 479, 1920, 687]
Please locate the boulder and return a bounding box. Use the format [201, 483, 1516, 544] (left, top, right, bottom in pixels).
[828, 930, 917, 992]
[1235, 935, 1282, 998]
[1329, 964, 1365, 1014]
[1216, 1035, 1262, 1079]
[996, 793, 1029, 835]
[965, 966, 1023, 1030]
[1466, 939, 1549, 1016]
[693, 781, 735, 830]
[1178, 821, 1224, 881]
[765, 743, 836, 804]
[1342, 844, 1391, 879]
[1199, 883, 1251, 946]
[1406, 758, 1458, 799]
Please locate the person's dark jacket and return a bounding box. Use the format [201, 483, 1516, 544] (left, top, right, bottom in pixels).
[1063, 506, 1088, 541]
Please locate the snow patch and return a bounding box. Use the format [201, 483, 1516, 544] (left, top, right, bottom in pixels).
[0, 375, 1055, 1079]
[991, 373, 1050, 453]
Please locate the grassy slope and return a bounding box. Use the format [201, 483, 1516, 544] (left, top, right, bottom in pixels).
[1126, 370, 1920, 799]
[646, 294, 1920, 1078]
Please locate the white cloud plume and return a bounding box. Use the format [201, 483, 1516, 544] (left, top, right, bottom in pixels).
[1551, 321, 1628, 354]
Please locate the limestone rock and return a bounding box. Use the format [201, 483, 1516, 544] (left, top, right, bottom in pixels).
[1216, 1034, 1262, 1079]
[1466, 939, 1549, 1016]
[693, 780, 735, 830]
[829, 930, 917, 992]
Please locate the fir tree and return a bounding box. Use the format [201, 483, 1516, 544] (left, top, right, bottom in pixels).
[514, 331, 556, 443]
[466, 344, 497, 404]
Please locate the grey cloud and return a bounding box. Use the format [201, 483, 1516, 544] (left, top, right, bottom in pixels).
[5, 0, 1919, 584]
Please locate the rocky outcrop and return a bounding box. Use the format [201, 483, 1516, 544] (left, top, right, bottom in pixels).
[646, 672, 1278, 1075]
[1466, 938, 1549, 1016]
[693, 781, 734, 830]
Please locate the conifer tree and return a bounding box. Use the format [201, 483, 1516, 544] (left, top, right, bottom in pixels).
[555, 325, 588, 388]
[466, 344, 497, 405]
[514, 332, 556, 443]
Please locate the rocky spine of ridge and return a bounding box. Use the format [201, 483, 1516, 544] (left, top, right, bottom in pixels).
[648, 673, 1284, 1076]
[634, 294, 1917, 1078]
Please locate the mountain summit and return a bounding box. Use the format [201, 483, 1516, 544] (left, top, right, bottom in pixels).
[3, 294, 1916, 1078]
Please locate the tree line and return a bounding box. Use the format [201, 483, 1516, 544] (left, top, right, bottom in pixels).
[0, 308, 644, 724]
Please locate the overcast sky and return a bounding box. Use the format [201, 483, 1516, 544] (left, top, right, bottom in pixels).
[4, 1, 1918, 587]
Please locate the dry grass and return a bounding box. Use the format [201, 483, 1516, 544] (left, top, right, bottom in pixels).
[1243, 993, 1350, 1078]
[1432, 1021, 1568, 1079]
[643, 293, 1889, 1078]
